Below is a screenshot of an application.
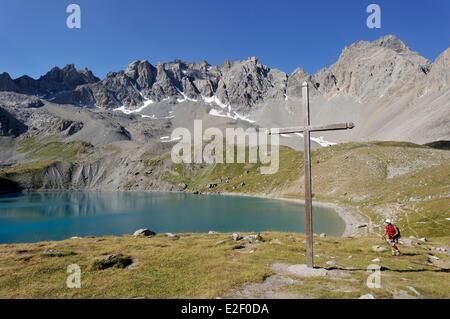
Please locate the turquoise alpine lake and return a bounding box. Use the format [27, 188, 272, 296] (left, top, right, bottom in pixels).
[0, 192, 345, 243]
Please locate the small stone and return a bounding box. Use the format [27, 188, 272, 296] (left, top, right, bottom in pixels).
[326, 260, 336, 266]
[427, 255, 439, 260]
[44, 249, 58, 255]
[319, 233, 327, 237]
[208, 231, 218, 234]
[70, 236, 82, 240]
[232, 233, 242, 241]
[357, 224, 368, 228]
[166, 233, 179, 238]
[419, 237, 428, 242]
[133, 228, 156, 237]
[436, 247, 447, 253]
[348, 255, 353, 259]
[372, 258, 381, 262]
[359, 294, 375, 299]
[243, 233, 263, 243]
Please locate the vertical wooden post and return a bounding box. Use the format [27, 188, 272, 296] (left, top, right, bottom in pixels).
[302, 82, 314, 268]
[268, 83, 354, 269]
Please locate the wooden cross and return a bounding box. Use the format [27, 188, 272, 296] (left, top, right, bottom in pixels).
[269, 82, 354, 268]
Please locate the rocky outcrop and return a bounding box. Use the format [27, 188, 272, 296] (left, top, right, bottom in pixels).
[426, 47, 450, 92]
[1, 35, 448, 113]
[0, 107, 28, 136]
[37, 64, 99, 93]
[286, 68, 317, 98]
[133, 228, 156, 237]
[215, 57, 287, 109]
[0, 73, 18, 92]
[316, 35, 431, 102]
[0, 65, 100, 98]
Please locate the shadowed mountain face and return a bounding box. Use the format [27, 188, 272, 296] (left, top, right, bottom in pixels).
[0, 64, 100, 98]
[0, 34, 449, 145]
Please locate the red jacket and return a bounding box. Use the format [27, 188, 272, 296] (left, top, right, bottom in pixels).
[385, 224, 399, 239]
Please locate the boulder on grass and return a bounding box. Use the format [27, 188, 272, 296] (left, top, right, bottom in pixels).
[232, 233, 242, 241]
[243, 233, 263, 243]
[166, 233, 179, 239]
[133, 228, 156, 237]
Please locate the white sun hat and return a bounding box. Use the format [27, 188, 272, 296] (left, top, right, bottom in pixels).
[385, 218, 392, 224]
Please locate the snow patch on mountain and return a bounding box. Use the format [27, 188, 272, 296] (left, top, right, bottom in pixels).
[115, 98, 155, 117]
[202, 95, 229, 109]
[177, 90, 198, 103]
[208, 108, 255, 123]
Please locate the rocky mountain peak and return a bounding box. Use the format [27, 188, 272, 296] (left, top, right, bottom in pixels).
[374, 34, 408, 53]
[290, 68, 309, 78]
[125, 60, 157, 91]
[214, 57, 286, 109]
[287, 68, 313, 97]
[36, 64, 100, 94]
[322, 35, 432, 102]
[52, 64, 97, 80]
[426, 46, 450, 92]
[0, 72, 18, 92]
[1, 35, 445, 113]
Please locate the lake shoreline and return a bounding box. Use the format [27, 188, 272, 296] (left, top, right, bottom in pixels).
[212, 191, 368, 238]
[2, 189, 367, 239]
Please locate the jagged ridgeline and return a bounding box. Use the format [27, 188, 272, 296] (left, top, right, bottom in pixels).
[0, 35, 449, 145]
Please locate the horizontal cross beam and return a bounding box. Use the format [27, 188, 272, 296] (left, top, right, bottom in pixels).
[268, 122, 354, 135]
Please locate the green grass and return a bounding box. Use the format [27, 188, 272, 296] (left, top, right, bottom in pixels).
[0, 160, 55, 176]
[2, 140, 448, 298]
[0, 233, 448, 298]
[18, 137, 93, 161]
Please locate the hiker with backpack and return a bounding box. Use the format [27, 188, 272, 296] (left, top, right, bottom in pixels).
[383, 219, 401, 256]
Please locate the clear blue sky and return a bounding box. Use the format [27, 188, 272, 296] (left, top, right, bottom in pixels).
[0, 0, 448, 79]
